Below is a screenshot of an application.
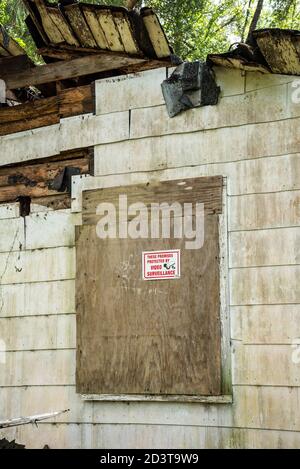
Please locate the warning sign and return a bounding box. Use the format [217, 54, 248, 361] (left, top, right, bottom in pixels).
[142, 250, 180, 281]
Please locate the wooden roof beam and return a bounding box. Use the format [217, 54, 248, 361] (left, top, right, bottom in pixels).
[1, 52, 147, 90]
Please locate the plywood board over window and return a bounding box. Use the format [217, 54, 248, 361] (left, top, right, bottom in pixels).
[76, 176, 229, 400]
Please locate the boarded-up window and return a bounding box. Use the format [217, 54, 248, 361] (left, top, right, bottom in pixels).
[76, 176, 224, 396]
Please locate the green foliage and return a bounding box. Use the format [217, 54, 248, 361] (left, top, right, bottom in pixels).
[0, 0, 299, 63]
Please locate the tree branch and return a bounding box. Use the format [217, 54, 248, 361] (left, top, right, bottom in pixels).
[246, 0, 264, 43]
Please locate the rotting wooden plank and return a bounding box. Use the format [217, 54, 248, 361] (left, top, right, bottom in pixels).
[0, 84, 94, 136]
[0, 45, 10, 56]
[2, 53, 146, 89]
[81, 5, 109, 50]
[47, 6, 79, 47]
[0, 28, 25, 56]
[0, 156, 89, 188]
[22, 0, 49, 45]
[63, 4, 97, 49]
[96, 9, 124, 52]
[142, 9, 171, 58]
[0, 113, 60, 137]
[114, 12, 140, 55]
[0, 147, 90, 204]
[82, 176, 223, 225]
[59, 84, 94, 119]
[0, 55, 33, 76]
[0, 96, 59, 136]
[33, 0, 64, 44]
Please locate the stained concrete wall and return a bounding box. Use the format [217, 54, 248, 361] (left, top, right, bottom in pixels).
[0, 67, 299, 448]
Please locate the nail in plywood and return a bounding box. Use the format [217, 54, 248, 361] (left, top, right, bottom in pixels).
[76, 176, 223, 396]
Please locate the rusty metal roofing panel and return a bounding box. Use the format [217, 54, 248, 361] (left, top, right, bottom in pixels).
[253, 29, 300, 75]
[23, 0, 172, 61]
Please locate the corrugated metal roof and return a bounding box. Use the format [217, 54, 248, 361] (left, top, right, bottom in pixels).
[208, 28, 300, 76]
[23, 0, 172, 62]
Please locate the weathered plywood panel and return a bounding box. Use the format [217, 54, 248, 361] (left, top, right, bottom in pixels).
[77, 177, 223, 396]
[231, 266, 300, 306]
[229, 191, 300, 231]
[0, 314, 75, 351]
[230, 227, 300, 268]
[231, 305, 300, 344]
[0, 247, 75, 285]
[233, 344, 300, 386]
[82, 176, 223, 225]
[95, 68, 167, 115]
[0, 349, 75, 386]
[94, 118, 300, 176]
[77, 217, 221, 396]
[0, 280, 75, 317]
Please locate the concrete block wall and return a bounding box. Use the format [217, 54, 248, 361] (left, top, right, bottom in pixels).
[0, 67, 299, 448]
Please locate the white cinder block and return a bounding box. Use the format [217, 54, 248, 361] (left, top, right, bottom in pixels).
[0, 247, 75, 285]
[229, 190, 300, 231]
[0, 314, 76, 351]
[94, 118, 300, 176]
[0, 124, 60, 166]
[230, 265, 300, 305]
[214, 67, 245, 97]
[229, 227, 300, 268]
[246, 71, 295, 92]
[0, 280, 75, 317]
[0, 349, 75, 386]
[95, 68, 167, 115]
[233, 343, 300, 386]
[59, 112, 129, 152]
[0, 203, 20, 219]
[130, 84, 288, 140]
[231, 304, 300, 344]
[25, 210, 76, 250]
[0, 217, 24, 253]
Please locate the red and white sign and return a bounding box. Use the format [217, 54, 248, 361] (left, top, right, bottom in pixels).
[142, 250, 180, 281]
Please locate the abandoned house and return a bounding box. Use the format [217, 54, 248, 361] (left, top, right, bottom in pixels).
[0, 0, 300, 449]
